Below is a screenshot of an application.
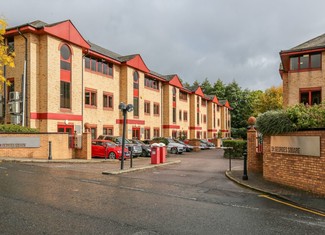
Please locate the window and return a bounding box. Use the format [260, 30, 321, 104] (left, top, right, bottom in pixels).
[153, 103, 160, 115]
[144, 76, 159, 90]
[60, 81, 71, 109]
[197, 96, 200, 108]
[90, 127, 97, 140]
[85, 57, 90, 69]
[85, 56, 113, 76]
[201, 99, 207, 106]
[60, 44, 71, 109]
[7, 37, 14, 54]
[133, 97, 139, 116]
[153, 128, 160, 137]
[179, 91, 187, 101]
[173, 108, 176, 123]
[300, 89, 321, 105]
[172, 130, 177, 139]
[144, 128, 150, 140]
[290, 53, 321, 71]
[133, 71, 139, 89]
[103, 126, 113, 135]
[172, 87, 176, 102]
[144, 101, 150, 114]
[103, 93, 113, 109]
[203, 114, 207, 123]
[85, 89, 97, 107]
[183, 111, 188, 121]
[218, 118, 220, 127]
[179, 110, 182, 121]
[197, 112, 200, 125]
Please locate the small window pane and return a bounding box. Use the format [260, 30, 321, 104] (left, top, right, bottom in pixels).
[311, 53, 321, 68]
[60, 45, 71, 60]
[311, 91, 321, 104]
[299, 55, 309, 69]
[91, 59, 97, 71]
[290, 57, 298, 70]
[85, 57, 90, 69]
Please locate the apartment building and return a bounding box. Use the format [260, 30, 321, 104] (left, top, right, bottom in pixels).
[280, 33, 325, 107]
[1, 19, 231, 140]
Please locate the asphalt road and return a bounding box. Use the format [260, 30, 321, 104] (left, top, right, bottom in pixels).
[0, 150, 324, 234]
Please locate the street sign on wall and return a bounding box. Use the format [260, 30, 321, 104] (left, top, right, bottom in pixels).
[270, 136, 320, 157]
[0, 137, 40, 148]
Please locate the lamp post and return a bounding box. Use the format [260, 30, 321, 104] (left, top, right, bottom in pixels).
[119, 102, 133, 170]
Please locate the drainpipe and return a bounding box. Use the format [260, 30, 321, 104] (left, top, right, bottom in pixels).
[18, 27, 27, 127]
[81, 50, 89, 132]
[3, 65, 6, 122]
[160, 82, 163, 137]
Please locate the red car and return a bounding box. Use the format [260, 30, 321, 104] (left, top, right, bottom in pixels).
[91, 139, 129, 159]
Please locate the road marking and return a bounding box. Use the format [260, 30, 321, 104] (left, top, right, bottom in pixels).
[0, 166, 7, 169]
[119, 186, 145, 192]
[259, 194, 325, 217]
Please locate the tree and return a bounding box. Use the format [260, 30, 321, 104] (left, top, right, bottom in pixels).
[200, 78, 213, 94]
[254, 86, 283, 115]
[0, 18, 15, 91]
[212, 79, 226, 99]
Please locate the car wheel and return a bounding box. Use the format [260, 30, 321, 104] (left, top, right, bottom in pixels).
[108, 152, 116, 159]
[142, 149, 148, 157]
[171, 147, 177, 154]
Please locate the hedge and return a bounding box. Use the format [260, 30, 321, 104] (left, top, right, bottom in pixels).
[222, 140, 247, 158]
[0, 124, 39, 133]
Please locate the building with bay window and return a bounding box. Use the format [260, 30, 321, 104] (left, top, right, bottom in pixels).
[280, 34, 325, 107]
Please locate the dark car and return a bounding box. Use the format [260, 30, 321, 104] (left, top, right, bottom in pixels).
[91, 139, 129, 159]
[129, 139, 151, 157]
[97, 135, 142, 157]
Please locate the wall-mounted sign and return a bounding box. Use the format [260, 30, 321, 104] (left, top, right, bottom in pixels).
[0, 137, 40, 148]
[270, 136, 320, 157]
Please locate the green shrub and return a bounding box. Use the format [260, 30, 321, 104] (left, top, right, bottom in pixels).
[222, 140, 247, 158]
[255, 110, 296, 135]
[0, 124, 39, 133]
[286, 104, 325, 129]
[231, 127, 247, 140]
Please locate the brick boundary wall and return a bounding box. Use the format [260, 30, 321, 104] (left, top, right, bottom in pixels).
[247, 128, 263, 173]
[0, 133, 91, 160]
[263, 130, 325, 196]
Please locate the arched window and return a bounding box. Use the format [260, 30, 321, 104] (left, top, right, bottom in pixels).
[60, 44, 72, 109]
[133, 71, 139, 117]
[133, 71, 139, 89]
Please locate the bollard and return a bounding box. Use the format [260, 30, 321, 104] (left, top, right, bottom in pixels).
[48, 141, 52, 160]
[130, 150, 133, 168]
[242, 149, 248, 180]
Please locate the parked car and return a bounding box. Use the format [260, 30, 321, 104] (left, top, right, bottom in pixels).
[200, 139, 215, 149]
[174, 139, 194, 152]
[129, 139, 151, 157]
[152, 137, 185, 154]
[91, 139, 129, 159]
[200, 142, 209, 150]
[97, 135, 143, 157]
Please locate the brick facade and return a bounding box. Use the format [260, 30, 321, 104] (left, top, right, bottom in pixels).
[263, 130, 325, 196]
[2, 19, 232, 141]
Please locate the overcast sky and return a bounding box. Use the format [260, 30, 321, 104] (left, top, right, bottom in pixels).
[2, 0, 325, 91]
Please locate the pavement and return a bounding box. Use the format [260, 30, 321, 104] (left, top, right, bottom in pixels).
[226, 167, 325, 215]
[1, 155, 324, 215]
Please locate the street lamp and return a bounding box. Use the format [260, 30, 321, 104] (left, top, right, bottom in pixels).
[119, 102, 134, 170]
